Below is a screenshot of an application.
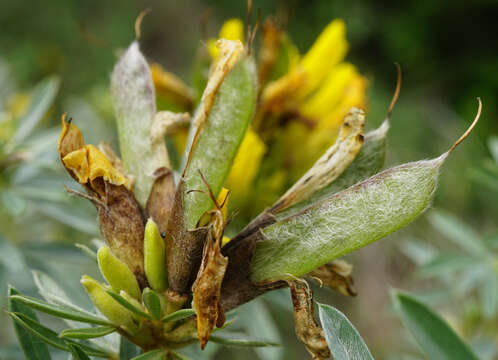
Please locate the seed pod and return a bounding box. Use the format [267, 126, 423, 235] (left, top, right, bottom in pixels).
[111, 41, 169, 206]
[182, 40, 257, 229]
[251, 99, 482, 282]
[165, 41, 257, 294]
[279, 119, 388, 218]
[251, 155, 445, 282]
[97, 246, 141, 300]
[80, 275, 136, 331]
[144, 218, 168, 292]
[273, 107, 365, 212]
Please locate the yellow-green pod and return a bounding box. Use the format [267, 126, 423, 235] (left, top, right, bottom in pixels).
[80, 275, 136, 331]
[97, 246, 141, 300]
[144, 219, 168, 292]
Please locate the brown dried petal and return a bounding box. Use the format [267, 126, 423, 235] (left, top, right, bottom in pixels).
[288, 279, 331, 360]
[308, 259, 357, 297]
[192, 210, 228, 349]
[58, 116, 146, 288]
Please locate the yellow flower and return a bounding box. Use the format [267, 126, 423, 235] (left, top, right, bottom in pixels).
[208, 18, 244, 59]
[226, 128, 266, 204]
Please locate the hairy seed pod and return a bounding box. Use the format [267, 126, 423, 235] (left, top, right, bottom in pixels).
[251, 155, 445, 282]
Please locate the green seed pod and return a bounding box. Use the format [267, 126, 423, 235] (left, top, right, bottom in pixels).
[251, 155, 446, 282]
[144, 218, 168, 292]
[182, 40, 258, 229]
[80, 275, 136, 331]
[97, 246, 141, 300]
[111, 41, 169, 206]
[279, 120, 388, 218]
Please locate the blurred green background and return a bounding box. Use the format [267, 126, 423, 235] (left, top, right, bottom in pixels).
[1, 0, 497, 359]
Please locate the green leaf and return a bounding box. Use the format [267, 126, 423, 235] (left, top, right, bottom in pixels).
[67, 343, 91, 360]
[318, 303, 374, 360]
[209, 335, 279, 348]
[392, 290, 479, 360]
[60, 326, 117, 340]
[183, 56, 257, 229]
[131, 349, 166, 359]
[106, 290, 151, 319]
[142, 288, 162, 320]
[280, 121, 388, 218]
[480, 271, 498, 318]
[9, 287, 52, 360]
[8, 312, 111, 357]
[427, 209, 487, 257]
[119, 337, 140, 359]
[251, 156, 444, 281]
[9, 294, 113, 325]
[488, 135, 498, 164]
[75, 244, 98, 262]
[161, 308, 196, 323]
[12, 76, 60, 145]
[239, 299, 283, 360]
[418, 253, 475, 277]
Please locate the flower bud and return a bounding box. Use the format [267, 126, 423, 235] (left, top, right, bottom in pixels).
[80, 275, 136, 331]
[97, 246, 141, 300]
[144, 219, 167, 292]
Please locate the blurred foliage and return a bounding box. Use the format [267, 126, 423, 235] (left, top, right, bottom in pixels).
[1, 0, 497, 359]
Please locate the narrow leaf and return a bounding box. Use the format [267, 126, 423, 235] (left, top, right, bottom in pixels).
[9, 311, 71, 351]
[106, 290, 151, 319]
[60, 326, 117, 340]
[318, 303, 374, 360]
[67, 343, 91, 360]
[75, 244, 98, 262]
[9, 287, 52, 360]
[209, 336, 279, 348]
[392, 291, 479, 360]
[13, 76, 60, 144]
[10, 294, 113, 325]
[8, 312, 112, 357]
[119, 337, 140, 359]
[142, 288, 162, 320]
[428, 209, 487, 257]
[161, 308, 196, 323]
[131, 349, 166, 359]
[251, 156, 444, 281]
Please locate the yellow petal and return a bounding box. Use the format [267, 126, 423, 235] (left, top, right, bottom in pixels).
[58, 114, 84, 158]
[62, 148, 89, 184]
[316, 74, 367, 133]
[260, 19, 349, 114]
[62, 144, 130, 189]
[226, 128, 266, 198]
[220, 18, 244, 41]
[299, 19, 348, 95]
[216, 187, 230, 222]
[300, 63, 357, 119]
[150, 63, 193, 110]
[208, 18, 244, 60]
[86, 144, 130, 188]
